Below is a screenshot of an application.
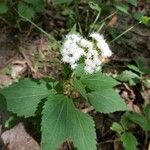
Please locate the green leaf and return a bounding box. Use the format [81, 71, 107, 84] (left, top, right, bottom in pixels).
[18, 2, 35, 20]
[126, 112, 149, 131]
[129, 0, 137, 6]
[72, 79, 88, 100]
[135, 58, 150, 74]
[69, 24, 77, 33]
[121, 132, 138, 150]
[121, 112, 133, 129]
[127, 64, 142, 74]
[24, 0, 45, 12]
[0, 79, 50, 117]
[111, 122, 124, 135]
[41, 94, 96, 150]
[74, 63, 86, 77]
[133, 11, 143, 21]
[88, 89, 127, 113]
[114, 3, 129, 14]
[143, 79, 150, 88]
[0, 3, 8, 14]
[88, 1, 101, 12]
[141, 16, 150, 24]
[81, 73, 119, 91]
[116, 70, 140, 85]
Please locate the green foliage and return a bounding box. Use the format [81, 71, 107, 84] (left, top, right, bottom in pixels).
[18, 2, 35, 20]
[0, 2, 8, 14]
[24, 0, 44, 12]
[116, 70, 140, 86]
[111, 116, 138, 150]
[121, 132, 138, 150]
[88, 89, 127, 113]
[112, 106, 150, 150]
[72, 71, 127, 113]
[88, 1, 101, 12]
[111, 122, 124, 135]
[0, 94, 7, 110]
[113, 3, 129, 14]
[18, 0, 45, 21]
[41, 94, 96, 150]
[0, 79, 50, 117]
[81, 72, 119, 91]
[72, 79, 88, 100]
[122, 107, 150, 131]
[116, 60, 150, 86]
[0, 68, 127, 149]
[129, 0, 137, 6]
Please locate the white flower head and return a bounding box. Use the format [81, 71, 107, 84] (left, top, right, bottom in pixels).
[89, 32, 113, 57]
[79, 38, 93, 49]
[61, 33, 85, 70]
[61, 32, 112, 74]
[84, 49, 102, 74]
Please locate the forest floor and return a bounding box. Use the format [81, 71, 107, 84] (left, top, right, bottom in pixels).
[0, 1, 150, 150]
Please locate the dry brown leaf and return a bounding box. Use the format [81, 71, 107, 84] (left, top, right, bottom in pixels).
[107, 15, 118, 27]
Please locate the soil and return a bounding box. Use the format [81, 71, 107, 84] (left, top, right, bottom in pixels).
[0, 2, 150, 150]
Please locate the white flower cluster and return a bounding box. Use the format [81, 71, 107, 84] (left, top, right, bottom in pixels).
[61, 32, 112, 74]
[61, 34, 85, 70]
[89, 33, 113, 57]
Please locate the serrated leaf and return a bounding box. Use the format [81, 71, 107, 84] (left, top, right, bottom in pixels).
[81, 73, 119, 91]
[18, 2, 35, 20]
[0, 3, 8, 14]
[72, 79, 88, 100]
[121, 132, 138, 150]
[41, 94, 96, 150]
[88, 89, 127, 113]
[0, 79, 50, 117]
[111, 122, 124, 135]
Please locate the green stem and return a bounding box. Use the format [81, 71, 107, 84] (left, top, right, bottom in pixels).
[110, 21, 141, 43]
[17, 11, 56, 42]
[74, 0, 82, 33]
[89, 11, 101, 33]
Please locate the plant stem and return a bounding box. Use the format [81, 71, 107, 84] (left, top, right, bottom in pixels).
[89, 11, 101, 33]
[17, 10, 56, 42]
[74, 0, 82, 33]
[110, 21, 141, 43]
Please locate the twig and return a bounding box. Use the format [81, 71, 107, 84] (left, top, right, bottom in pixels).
[16, 10, 56, 42]
[110, 22, 141, 43]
